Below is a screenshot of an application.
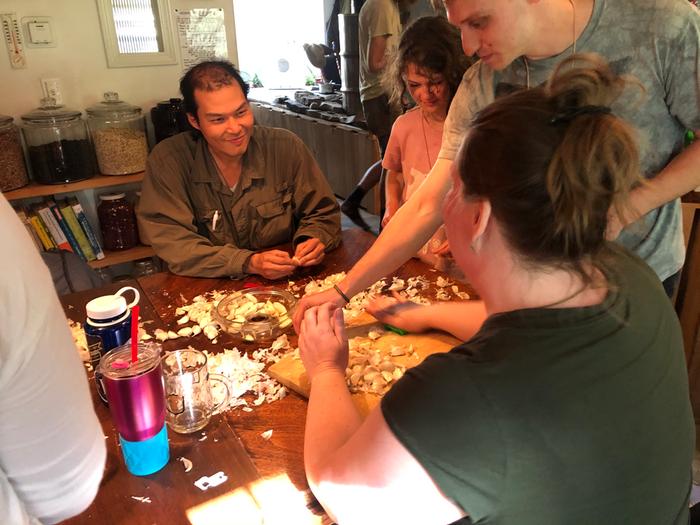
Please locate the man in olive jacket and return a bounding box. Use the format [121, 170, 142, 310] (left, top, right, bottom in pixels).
[138, 60, 341, 279]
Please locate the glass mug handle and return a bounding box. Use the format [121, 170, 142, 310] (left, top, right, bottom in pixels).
[208, 374, 231, 414]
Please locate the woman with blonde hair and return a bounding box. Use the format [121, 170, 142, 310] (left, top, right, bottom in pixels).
[298, 55, 693, 524]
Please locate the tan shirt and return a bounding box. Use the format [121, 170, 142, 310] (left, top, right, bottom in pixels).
[358, 0, 401, 102]
[137, 126, 341, 278]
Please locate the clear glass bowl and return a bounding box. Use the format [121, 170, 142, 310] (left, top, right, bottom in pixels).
[214, 287, 296, 343]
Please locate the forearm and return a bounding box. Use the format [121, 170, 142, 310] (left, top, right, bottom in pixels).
[304, 369, 363, 482]
[629, 140, 700, 217]
[294, 163, 342, 251]
[423, 300, 488, 341]
[340, 159, 454, 296]
[144, 220, 254, 277]
[384, 170, 403, 213]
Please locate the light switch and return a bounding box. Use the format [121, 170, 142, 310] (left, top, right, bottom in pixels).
[28, 21, 52, 44]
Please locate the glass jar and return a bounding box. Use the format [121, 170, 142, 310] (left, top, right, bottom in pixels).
[21, 98, 95, 184]
[0, 115, 29, 191]
[132, 257, 159, 278]
[87, 92, 149, 175]
[150, 98, 193, 144]
[97, 192, 139, 251]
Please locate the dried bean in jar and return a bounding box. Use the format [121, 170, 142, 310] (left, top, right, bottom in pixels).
[28, 139, 95, 184]
[0, 126, 28, 191]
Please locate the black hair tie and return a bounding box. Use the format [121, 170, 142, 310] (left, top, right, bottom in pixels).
[550, 105, 612, 125]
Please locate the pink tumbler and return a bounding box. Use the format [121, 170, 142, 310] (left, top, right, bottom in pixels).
[98, 342, 169, 475]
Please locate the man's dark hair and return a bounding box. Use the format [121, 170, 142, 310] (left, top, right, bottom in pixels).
[179, 60, 249, 119]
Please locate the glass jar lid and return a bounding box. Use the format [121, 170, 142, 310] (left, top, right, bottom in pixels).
[99, 192, 127, 201]
[86, 91, 142, 118]
[21, 97, 82, 124]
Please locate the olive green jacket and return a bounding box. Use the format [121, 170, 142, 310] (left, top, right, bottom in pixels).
[137, 127, 341, 278]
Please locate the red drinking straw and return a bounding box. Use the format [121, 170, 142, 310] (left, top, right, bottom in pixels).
[131, 305, 140, 364]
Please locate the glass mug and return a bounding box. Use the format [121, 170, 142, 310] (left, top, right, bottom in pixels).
[162, 348, 230, 434]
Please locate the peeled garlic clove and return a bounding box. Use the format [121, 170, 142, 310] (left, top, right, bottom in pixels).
[364, 370, 381, 382]
[379, 361, 395, 372]
[203, 325, 218, 340]
[367, 329, 383, 341]
[177, 315, 190, 325]
[390, 346, 405, 356]
[191, 325, 202, 336]
[177, 327, 193, 337]
[272, 302, 287, 315]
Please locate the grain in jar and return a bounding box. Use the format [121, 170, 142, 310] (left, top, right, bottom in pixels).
[87, 92, 148, 175]
[0, 115, 29, 191]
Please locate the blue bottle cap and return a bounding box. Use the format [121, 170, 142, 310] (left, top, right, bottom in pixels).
[119, 424, 169, 476]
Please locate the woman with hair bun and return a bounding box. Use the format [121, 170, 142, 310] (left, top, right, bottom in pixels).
[381, 15, 470, 275]
[298, 55, 693, 524]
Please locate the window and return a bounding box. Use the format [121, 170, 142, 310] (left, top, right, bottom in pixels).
[233, 0, 325, 88]
[96, 0, 177, 67]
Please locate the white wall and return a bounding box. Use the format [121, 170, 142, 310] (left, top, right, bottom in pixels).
[0, 0, 238, 123]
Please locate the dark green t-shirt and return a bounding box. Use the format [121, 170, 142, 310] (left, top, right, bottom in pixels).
[382, 247, 693, 524]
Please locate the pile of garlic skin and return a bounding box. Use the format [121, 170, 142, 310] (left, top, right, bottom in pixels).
[204, 335, 290, 412]
[153, 291, 228, 344]
[297, 272, 470, 323]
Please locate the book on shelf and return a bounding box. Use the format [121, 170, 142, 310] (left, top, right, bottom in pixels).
[27, 207, 56, 251]
[46, 198, 86, 261]
[14, 207, 44, 252]
[58, 198, 96, 261]
[36, 201, 72, 253]
[68, 197, 105, 260]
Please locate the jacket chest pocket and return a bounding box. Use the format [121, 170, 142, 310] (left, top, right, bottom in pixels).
[195, 208, 227, 245]
[252, 191, 293, 247]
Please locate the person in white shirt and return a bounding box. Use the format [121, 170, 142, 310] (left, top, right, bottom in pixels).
[0, 194, 105, 524]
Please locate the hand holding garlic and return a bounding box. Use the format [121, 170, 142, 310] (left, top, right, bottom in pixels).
[298, 304, 348, 382]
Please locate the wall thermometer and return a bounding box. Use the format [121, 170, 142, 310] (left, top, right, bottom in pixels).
[1, 13, 27, 69]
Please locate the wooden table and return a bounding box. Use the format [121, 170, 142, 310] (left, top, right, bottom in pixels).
[59, 229, 459, 525]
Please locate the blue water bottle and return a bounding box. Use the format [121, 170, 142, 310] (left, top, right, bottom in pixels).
[84, 286, 140, 402]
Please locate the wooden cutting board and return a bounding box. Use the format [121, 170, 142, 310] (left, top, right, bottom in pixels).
[267, 312, 460, 416]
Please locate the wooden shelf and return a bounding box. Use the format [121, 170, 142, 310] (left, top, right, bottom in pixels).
[3, 172, 145, 201]
[89, 245, 155, 269]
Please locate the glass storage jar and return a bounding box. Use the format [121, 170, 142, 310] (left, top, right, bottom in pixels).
[21, 98, 95, 184]
[87, 92, 149, 175]
[150, 98, 193, 144]
[97, 192, 139, 251]
[0, 115, 29, 191]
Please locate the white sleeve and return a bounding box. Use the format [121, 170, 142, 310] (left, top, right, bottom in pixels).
[0, 196, 106, 525]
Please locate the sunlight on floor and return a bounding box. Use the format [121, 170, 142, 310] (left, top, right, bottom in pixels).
[186, 473, 324, 525]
